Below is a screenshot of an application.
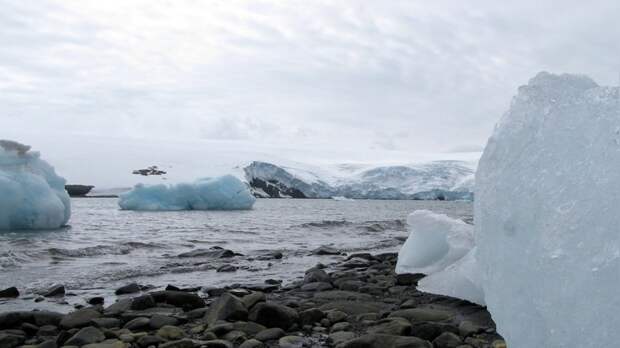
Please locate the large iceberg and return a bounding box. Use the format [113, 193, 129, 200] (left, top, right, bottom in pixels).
[395, 210, 483, 305]
[476, 72, 620, 347]
[0, 140, 71, 230]
[118, 175, 256, 211]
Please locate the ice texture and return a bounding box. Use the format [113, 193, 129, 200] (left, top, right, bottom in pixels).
[395, 210, 483, 304]
[0, 140, 71, 230]
[476, 72, 619, 347]
[118, 174, 256, 211]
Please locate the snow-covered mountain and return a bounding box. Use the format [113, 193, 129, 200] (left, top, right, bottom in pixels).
[244, 160, 475, 200]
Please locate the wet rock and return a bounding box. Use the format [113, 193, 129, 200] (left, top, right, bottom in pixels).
[331, 322, 352, 332]
[311, 246, 341, 255]
[254, 327, 285, 341]
[304, 268, 331, 284]
[300, 282, 333, 292]
[0, 333, 24, 348]
[249, 302, 299, 330]
[329, 331, 356, 346]
[238, 284, 279, 293]
[458, 321, 486, 337]
[178, 248, 234, 258]
[104, 299, 133, 316]
[37, 324, 59, 336]
[339, 333, 432, 348]
[138, 335, 165, 347]
[130, 295, 156, 310]
[33, 311, 63, 326]
[123, 317, 150, 331]
[65, 326, 105, 346]
[150, 314, 179, 329]
[241, 291, 265, 309]
[232, 321, 267, 336]
[433, 332, 463, 348]
[367, 317, 411, 336]
[395, 273, 424, 286]
[319, 301, 385, 316]
[204, 293, 248, 325]
[222, 330, 247, 344]
[278, 335, 307, 348]
[335, 280, 365, 291]
[60, 308, 102, 329]
[313, 290, 372, 302]
[37, 339, 58, 348]
[326, 310, 348, 323]
[299, 308, 324, 326]
[91, 318, 121, 329]
[340, 258, 372, 269]
[150, 290, 205, 310]
[157, 325, 185, 340]
[217, 265, 237, 273]
[43, 284, 65, 297]
[410, 322, 459, 341]
[115, 283, 141, 295]
[159, 339, 196, 348]
[202, 339, 234, 348]
[0, 287, 19, 298]
[239, 338, 264, 348]
[88, 297, 105, 305]
[388, 308, 453, 322]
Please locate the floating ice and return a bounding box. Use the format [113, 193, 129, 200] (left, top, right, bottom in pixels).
[0, 140, 71, 230]
[476, 72, 620, 347]
[395, 210, 483, 304]
[118, 175, 256, 211]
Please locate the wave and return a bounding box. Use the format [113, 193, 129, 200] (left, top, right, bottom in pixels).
[48, 241, 165, 258]
[298, 220, 352, 228]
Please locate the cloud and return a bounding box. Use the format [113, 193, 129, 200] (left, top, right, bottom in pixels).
[1, 0, 619, 160]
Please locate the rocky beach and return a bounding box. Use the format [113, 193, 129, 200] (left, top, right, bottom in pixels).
[0, 251, 504, 348]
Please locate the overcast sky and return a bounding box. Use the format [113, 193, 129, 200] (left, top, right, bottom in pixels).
[2, 0, 619, 160]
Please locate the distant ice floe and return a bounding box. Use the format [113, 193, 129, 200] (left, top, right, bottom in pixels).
[0, 140, 71, 230]
[118, 174, 256, 211]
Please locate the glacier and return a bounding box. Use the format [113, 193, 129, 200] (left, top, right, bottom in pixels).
[118, 174, 256, 211]
[476, 72, 620, 347]
[395, 210, 483, 305]
[244, 160, 475, 200]
[0, 140, 71, 230]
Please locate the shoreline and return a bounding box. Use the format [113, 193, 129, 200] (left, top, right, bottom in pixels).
[0, 252, 504, 348]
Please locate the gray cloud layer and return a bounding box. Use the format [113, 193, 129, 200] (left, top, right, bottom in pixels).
[2, 0, 619, 157]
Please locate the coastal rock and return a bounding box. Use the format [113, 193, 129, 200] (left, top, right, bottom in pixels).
[0, 287, 19, 298]
[150, 291, 205, 310]
[60, 308, 101, 329]
[216, 265, 237, 273]
[104, 299, 132, 316]
[159, 339, 196, 348]
[239, 338, 264, 348]
[138, 335, 165, 347]
[123, 317, 150, 331]
[300, 282, 333, 292]
[65, 184, 94, 197]
[130, 295, 156, 310]
[432, 332, 463, 348]
[157, 325, 185, 340]
[240, 292, 265, 309]
[388, 308, 452, 322]
[232, 321, 267, 336]
[339, 334, 432, 348]
[43, 284, 65, 297]
[254, 327, 285, 341]
[115, 283, 141, 295]
[91, 318, 121, 329]
[149, 314, 179, 329]
[33, 311, 63, 326]
[311, 246, 341, 255]
[278, 335, 307, 348]
[367, 317, 412, 336]
[204, 293, 248, 325]
[329, 331, 355, 345]
[248, 302, 298, 330]
[177, 248, 234, 258]
[299, 308, 325, 326]
[64, 326, 105, 346]
[0, 333, 24, 348]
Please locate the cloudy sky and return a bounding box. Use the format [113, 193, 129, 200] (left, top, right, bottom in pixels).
[2, 0, 619, 164]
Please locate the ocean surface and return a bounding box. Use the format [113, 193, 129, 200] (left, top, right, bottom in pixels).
[0, 198, 472, 312]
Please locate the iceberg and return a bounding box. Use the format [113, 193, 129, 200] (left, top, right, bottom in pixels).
[395, 210, 483, 304]
[0, 140, 71, 230]
[118, 174, 256, 211]
[476, 72, 620, 347]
